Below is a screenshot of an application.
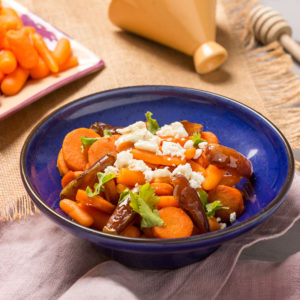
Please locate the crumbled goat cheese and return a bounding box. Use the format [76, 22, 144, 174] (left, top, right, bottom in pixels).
[216, 217, 221, 222]
[117, 121, 146, 134]
[230, 212, 237, 223]
[172, 163, 204, 189]
[183, 140, 194, 149]
[198, 141, 208, 149]
[134, 140, 159, 153]
[156, 122, 188, 138]
[152, 168, 172, 178]
[114, 150, 133, 169]
[161, 141, 186, 159]
[193, 149, 203, 160]
[104, 166, 119, 175]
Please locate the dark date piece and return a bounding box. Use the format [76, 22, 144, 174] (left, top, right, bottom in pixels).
[90, 122, 122, 136]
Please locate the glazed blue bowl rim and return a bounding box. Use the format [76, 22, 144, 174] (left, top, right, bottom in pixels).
[20, 85, 295, 246]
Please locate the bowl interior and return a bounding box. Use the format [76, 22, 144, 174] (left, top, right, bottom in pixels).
[23, 86, 293, 236]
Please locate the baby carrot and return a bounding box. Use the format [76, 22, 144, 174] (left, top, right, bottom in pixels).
[61, 170, 82, 188]
[153, 207, 193, 239]
[29, 56, 50, 79]
[0, 50, 17, 74]
[32, 33, 59, 73]
[60, 199, 94, 227]
[1, 66, 29, 96]
[150, 183, 173, 196]
[201, 131, 219, 144]
[6, 29, 39, 69]
[116, 168, 145, 186]
[52, 37, 71, 66]
[1, 7, 19, 18]
[0, 15, 22, 30]
[156, 196, 179, 209]
[208, 217, 221, 232]
[121, 225, 141, 238]
[76, 189, 116, 214]
[57, 149, 70, 176]
[184, 147, 196, 159]
[201, 164, 225, 191]
[59, 55, 78, 72]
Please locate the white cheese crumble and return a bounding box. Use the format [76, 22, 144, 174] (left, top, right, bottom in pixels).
[172, 163, 204, 189]
[216, 217, 221, 222]
[134, 140, 159, 153]
[193, 149, 203, 160]
[152, 168, 172, 178]
[198, 141, 208, 149]
[161, 141, 186, 159]
[156, 121, 188, 138]
[117, 121, 146, 134]
[220, 223, 227, 230]
[183, 140, 194, 149]
[104, 166, 119, 175]
[230, 212, 237, 223]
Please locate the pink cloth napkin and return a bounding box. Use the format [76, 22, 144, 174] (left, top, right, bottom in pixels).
[1, 173, 299, 300]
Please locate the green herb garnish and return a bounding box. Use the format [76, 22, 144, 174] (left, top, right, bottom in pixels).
[129, 183, 164, 228]
[145, 111, 160, 134]
[192, 132, 206, 147]
[86, 172, 116, 197]
[118, 188, 130, 204]
[197, 189, 208, 207]
[81, 136, 100, 151]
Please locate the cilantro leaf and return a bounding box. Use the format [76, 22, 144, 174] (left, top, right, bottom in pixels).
[197, 190, 208, 207]
[103, 129, 112, 137]
[129, 183, 164, 228]
[205, 200, 228, 218]
[192, 132, 206, 147]
[145, 111, 160, 134]
[81, 136, 101, 151]
[118, 189, 130, 204]
[86, 172, 116, 197]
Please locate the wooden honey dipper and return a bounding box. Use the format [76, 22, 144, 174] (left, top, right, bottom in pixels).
[250, 4, 300, 62]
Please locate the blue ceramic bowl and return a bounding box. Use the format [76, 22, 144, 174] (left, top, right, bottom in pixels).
[20, 86, 294, 269]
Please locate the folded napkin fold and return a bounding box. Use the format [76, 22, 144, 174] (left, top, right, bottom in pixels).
[0, 173, 299, 300]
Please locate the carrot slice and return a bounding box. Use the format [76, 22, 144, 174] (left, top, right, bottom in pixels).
[87, 135, 118, 166]
[196, 152, 209, 168]
[208, 217, 221, 232]
[121, 225, 141, 238]
[116, 168, 145, 186]
[188, 160, 206, 174]
[116, 141, 134, 152]
[75, 189, 116, 214]
[156, 196, 179, 209]
[62, 128, 100, 171]
[185, 147, 196, 159]
[57, 149, 69, 176]
[153, 207, 193, 239]
[202, 164, 225, 191]
[150, 183, 173, 196]
[131, 148, 186, 166]
[60, 199, 94, 227]
[201, 131, 219, 144]
[152, 177, 171, 184]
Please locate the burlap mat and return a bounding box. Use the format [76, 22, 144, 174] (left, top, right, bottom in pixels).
[0, 0, 299, 220]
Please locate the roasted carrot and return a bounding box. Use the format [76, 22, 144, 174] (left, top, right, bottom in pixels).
[79, 204, 111, 230]
[29, 56, 50, 79]
[184, 147, 196, 159]
[75, 189, 116, 214]
[0, 50, 17, 74]
[196, 152, 209, 168]
[208, 185, 244, 222]
[121, 225, 141, 238]
[87, 135, 118, 166]
[116, 168, 145, 186]
[201, 131, 219, 144]
[219, 173, 242, 187]
[202, 164, 225, 191]
[150, 183, 173, 196]
[152, 177, 171, 184]
[52, 37, 71, 66]
[1, 66, 29, 95]
[116, 183, 127, 194]
[116, 141, 134, 152]
[57, 149, 70, 176]
[142, 227, 155, 238]
[60, 199, 94, 227]
[156, 196, 179, 209]
[153, 207, 193, 239]
[32, 33, 59, 73]
[6, 29, 38, 69]
[61, 170, 83, 188]
[62, 128, 100, 171]
[208, 217, 221, 232]
[59, 55, 78, 72]
[131, 148, 186, 166]
[180, 120, 203, 135]
[188, 160, 206, 174]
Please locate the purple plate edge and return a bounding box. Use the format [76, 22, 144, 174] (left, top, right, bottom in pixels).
[0, 60, 105, 121]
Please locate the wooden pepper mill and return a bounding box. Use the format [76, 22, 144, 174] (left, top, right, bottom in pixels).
[250, 4, 300, 63]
